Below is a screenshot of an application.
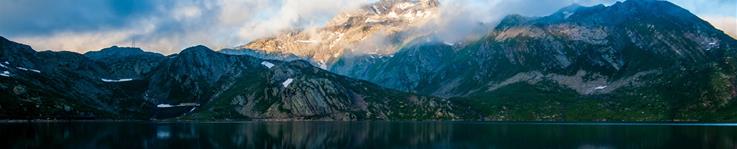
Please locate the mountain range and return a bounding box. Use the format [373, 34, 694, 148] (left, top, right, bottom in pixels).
[1, 0, 736, 121]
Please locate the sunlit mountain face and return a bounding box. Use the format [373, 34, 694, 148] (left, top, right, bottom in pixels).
[1, 0, 737, 122]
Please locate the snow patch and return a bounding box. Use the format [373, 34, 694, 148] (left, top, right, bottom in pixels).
[0, 71, 11, 77]
[319, 62, 328, 70]
[0, 63, 6, 68]
[101, 78, 134, 82]
[388, 11, 399, 18]
[364, 18, 384, 23]
[156, 104, 173, 108]
[3, 61, 8, 65]
[594, 86, 608, 90]
[282, 78, 294, 88]
[706, 42, 718, 51]
[397, 3, 415, 10]
[296, 40, 319, 44]
[443, 41, 455, 46]
[16, 67, 40, 73]
[261, 61, 275, 68]
[156, 103, 200, 108]
[178, 103, 200, 106]
[563, 11, 574, 19]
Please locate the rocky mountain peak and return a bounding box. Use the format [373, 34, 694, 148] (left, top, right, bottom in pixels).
[180, 45, 212, 53]
[84, 46, 162, 60]
[0, 36, 35, 56]
[236, 0, 440, 68]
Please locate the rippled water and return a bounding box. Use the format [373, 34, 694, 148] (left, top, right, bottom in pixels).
[1, 121, 736, 148]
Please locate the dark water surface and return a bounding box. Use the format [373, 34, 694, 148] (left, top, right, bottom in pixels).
[1, 121, 736, 148]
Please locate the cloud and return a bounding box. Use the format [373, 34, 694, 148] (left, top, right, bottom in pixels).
[702, 16, 737, 39]
[428, 0, 620, 42]
[428, 0, 736, 42]
[667, 0, 737, 38]
[231, 0, 374, 41]
[0, 0, 733, 54]
[0, 0, 373, 54]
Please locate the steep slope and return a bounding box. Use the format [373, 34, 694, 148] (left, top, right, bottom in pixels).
[0, 37, 154, 119]
[84, 46, 166, 79]
[335, 0, 737, 121]
[145, 46, 464, 120]
[227, 0, 440, 68]
[0, 37, 467, 120]
[332, 41, 456, 92]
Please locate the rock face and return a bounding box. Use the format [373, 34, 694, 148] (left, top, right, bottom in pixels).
[144, 46, 462, 120]
[0, 37, 153, 119]
[0, 37, 464, 120]
[3, 0, 737, 121]
[229, 0, 440, 68]
[332, 41, 455, 92]
[84, 46, 165, 79]
[333, 0, 737, 121]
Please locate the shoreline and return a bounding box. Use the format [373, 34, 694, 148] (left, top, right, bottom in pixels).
[1, 119, 736, 126]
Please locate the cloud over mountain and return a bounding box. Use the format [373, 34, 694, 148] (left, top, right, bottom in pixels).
[0, 0, 733, 54]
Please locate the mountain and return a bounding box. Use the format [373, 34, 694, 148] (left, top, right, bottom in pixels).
[332, 0, 737, 121]
[0, 37, 153, 119]
[84, 46, 166, 79]
[225, 0, 441, 68]
[147, 45, 463, 120]
[3, 0, 736, 122]
[0, 36, 466, 120]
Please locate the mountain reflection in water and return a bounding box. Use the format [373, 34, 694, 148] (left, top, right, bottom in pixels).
[1, 122, 736, 148]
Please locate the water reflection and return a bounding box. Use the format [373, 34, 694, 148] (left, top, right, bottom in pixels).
[1, 122, 736, 148]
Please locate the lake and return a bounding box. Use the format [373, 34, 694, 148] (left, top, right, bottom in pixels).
[1, 121, 736, 148]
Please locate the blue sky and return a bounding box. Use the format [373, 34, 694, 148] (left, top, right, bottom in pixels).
[0, 0, 734, 54]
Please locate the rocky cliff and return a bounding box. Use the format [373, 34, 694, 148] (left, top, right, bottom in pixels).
[0, 37, 466, 120]
[229, 0, 440, 69]
[332, 0, 737, 121]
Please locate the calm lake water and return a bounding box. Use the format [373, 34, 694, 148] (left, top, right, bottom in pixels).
[1, 121, 736, 148]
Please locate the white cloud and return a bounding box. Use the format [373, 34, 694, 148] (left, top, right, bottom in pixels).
[430, 0, 735, 42]
[5, 0, 374, 54]
[667, 0, 737, 38]
[13, 20, 158, 52]
[231, 0, 374, 41]
[430, 0, 619, 42]
[2, 0, 734, 54]
[172, 6, 203, 21]
[702, 16, 737, 38]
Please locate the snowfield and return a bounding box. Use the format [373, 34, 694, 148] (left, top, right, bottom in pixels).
[296, 40, 319, 44]
[261, 61, 275, 68]
[0, 71, 11, 77]
[156, 104, 173, 108]
[101, 78, 134, 82]
[443, 41, 455, 46]
[16, 67, 41, 73]
[282, 78, 294, 88]
[156, 103, 200, 108]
